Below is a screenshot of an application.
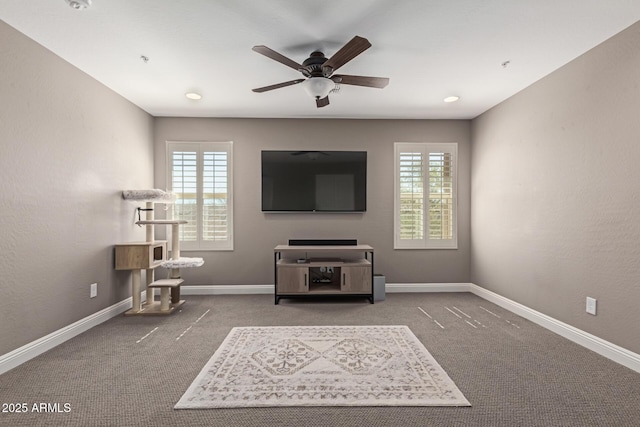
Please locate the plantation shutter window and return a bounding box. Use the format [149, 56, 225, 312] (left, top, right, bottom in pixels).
[398, 151, 425, 241]
[202, 151, 229, 243]
[428, 151, 454, 241]
[394, 143, 457, 249]
[171, 150, 198, 243]
[167, 141, 233, 251]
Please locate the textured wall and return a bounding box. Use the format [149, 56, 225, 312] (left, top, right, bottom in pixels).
[471, 22, 640, 353]
[0, 21, 154, 355]
[153, 118, 471, 286]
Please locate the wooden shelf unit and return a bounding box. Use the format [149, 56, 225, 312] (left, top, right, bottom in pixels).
[273, 244, 374, 304]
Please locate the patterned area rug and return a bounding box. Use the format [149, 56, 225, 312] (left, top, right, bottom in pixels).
[175, 325, 470, 409]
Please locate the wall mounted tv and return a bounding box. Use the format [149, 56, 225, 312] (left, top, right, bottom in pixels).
[261, 150, 367, 212]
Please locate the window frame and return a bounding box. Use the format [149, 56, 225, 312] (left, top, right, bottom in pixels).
[394, 142, 458, 250]
[166, 141, 234, 251]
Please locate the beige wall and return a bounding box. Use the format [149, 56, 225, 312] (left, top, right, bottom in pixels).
[154, 118, 471, 286]
[0, 21, 154, 355]
[471, 22, 640, 353]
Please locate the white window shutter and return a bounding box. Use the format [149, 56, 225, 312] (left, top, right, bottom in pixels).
[167, 141, 233, 251]
[171, 149, 198, 242]
[202, 151, 229, 243]
[395, 142, 457, 249]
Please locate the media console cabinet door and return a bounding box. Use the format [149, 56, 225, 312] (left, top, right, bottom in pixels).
[277, 266, 308, 293]
[341, 266, 371, 293]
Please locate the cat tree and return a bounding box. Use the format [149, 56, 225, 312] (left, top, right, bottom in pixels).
[116, 189, 204, 315]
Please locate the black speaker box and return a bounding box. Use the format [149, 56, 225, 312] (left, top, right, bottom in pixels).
[288, 239, 357, 246]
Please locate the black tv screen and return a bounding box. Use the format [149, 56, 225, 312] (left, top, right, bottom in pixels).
[261, 150, 367, 212]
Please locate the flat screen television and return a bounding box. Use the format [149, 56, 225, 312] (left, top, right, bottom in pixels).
[261, 150, 367, 212]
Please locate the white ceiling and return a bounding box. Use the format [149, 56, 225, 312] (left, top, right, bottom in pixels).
[2, 1, 639, 119]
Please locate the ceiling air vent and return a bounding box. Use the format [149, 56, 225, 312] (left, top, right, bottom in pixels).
[65, 0, 92, 10]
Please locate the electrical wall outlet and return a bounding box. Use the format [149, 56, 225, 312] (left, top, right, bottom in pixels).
[586, 297, 597, 315]
[90, 283, 98, 299]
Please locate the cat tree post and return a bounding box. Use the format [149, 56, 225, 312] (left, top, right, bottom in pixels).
[131, 269, 142, 312]
[145, 201, 155, 305]
[145, 201, 154, 242]
[170, 221, 181, 303]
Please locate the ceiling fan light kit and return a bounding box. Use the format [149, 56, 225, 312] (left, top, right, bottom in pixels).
[302, 77, 335, 100]
[252, 35, 389, 108]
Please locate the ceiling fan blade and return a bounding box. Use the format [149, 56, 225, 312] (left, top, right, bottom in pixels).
[316, 96, 330, 108]
[331, 75, 389, 88]
[322, 36, 371, 76]
[252, 79, 305, 93]
[252, 45, 303, 71]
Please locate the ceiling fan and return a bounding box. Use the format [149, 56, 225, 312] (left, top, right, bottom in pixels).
[251, 36, 389, 108]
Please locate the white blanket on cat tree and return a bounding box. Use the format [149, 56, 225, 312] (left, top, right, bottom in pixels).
[162, 257, 205, 269]
[122, 189, 175, 202]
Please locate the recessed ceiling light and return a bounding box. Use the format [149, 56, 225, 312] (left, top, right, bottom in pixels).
[65, 0, 91, 10]
[185, 92, 202, 100]
[444, 96, 460, 103]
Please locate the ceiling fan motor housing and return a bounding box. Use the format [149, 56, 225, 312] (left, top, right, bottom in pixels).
[301, 52, 329, 77]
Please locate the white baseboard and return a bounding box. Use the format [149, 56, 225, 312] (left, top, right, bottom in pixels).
[0, 295, 138, 375]
[180, 283, 471, 295]
[3, 283, 639, 375]
[386, 283, 470, 293]
[468, 283, 640, 374]
[181, 284, 273, 295]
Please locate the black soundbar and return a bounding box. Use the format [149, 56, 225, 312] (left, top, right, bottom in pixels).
[288, 239, 358, 246]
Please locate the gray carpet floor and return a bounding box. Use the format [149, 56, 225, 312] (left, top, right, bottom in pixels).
[1, 293, 639, 426]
